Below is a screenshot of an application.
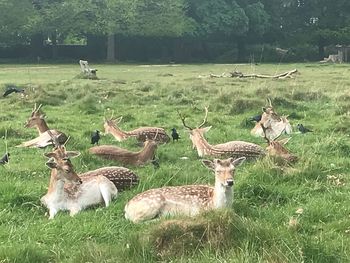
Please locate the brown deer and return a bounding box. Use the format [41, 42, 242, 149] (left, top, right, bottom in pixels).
[178, 107, 265, 159]
[103, 115, 170, 144]
[17, 103, 68, 148]
[251, 99, 292, 141]
[41, 153, 118, 219]
[89, 138, 158, 166]
[125, 157, 246, 223]
[261, 124, 298, 163]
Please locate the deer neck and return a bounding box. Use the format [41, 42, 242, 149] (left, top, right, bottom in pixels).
[36, 119, 50, 134]
[138, 143, 156, 161]
[108, 125, 129, 141]
[213, 180, 233, 208]
[47, 169, 65, 197]
[191, 133, 214, 157]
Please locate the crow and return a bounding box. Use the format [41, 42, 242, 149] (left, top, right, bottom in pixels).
[297, 124, 312, 133]
[171, 128, 180, 141]
[3, 85, 24, 97]
[0, 153, 10, 165]
[91, 130, 101, 145]
[247, 114, 262, 122]
[151, 158, 160, 169]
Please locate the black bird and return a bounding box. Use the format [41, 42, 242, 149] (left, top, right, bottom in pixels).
[247, 114, 262, 122]
[0, 153, 10, 165]
[171, 128, 180, 141]
[151, 158, 160, 169]
[3, 85, 24, 97]
[297, 124, 312, 133]
[91, 130, 101, 145]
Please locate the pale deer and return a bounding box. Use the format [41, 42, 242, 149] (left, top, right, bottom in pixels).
[41, 154, 118, 219]
[89, 138, 158, 166]
[103, 116, 170, 144]
[261, 124, 298, 163]
[17, 103, 68, 148]
[45, 139, 139, 191]
[124, 157, 246, 223]
[178, 107, 265, 159]
[251, 99, 292, 141]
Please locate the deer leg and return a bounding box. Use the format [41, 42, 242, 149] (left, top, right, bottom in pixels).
[69, 207, 81, 217]
[99, 182, 118, 207]
[125, 196, 165, 223]
[49, 208, 58, 219]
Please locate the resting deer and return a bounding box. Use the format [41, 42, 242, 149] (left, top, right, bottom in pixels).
[178, 107, 265, 159]
[103, 116, 170, 144]
[41, 153, 118, 219]
[251, 99, 292, 141]
[125, 157, 246, 223]
[89, 138, 158, 166]
[261, 124, 298, 163]
[17, 103, 68, 148]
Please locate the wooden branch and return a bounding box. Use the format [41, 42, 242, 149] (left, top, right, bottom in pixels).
[198, 69, 298, 79]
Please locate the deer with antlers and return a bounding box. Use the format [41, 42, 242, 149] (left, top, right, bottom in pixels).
[260, 124, 298, 163]
[103, 115, 170, 144]
[17, 103, 68, 148]
[125, 157, 246, 223]
[251, 99, 292, 141]
[89, 136, 158, 166]
[178, 107, 265, 159]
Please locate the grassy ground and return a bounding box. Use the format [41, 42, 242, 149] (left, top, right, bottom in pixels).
[0, 62, 349, 262]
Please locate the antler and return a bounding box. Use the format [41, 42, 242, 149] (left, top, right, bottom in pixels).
[177, 110, 193, 130]
[266, 98, 272, 107]
[46, 129, 61, 149]
[198, 106, 209, 128]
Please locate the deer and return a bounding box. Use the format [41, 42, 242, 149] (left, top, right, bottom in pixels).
[41, 151, 118, 219]
[178, 107, 265, 159]
[17, 103, 68, 148]
[44, 131, 139, 191]
[260, 124, 298, 163]
[89, 137, 158, 166]
[124, 157, 246, 223]
[251, 99, 292, 141]
[103, 115, 170, 144]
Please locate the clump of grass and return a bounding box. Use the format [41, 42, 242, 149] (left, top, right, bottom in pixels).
[229, 99, 261, 114]
[291, 91, 328, 101]
[77, 93, 101, 114]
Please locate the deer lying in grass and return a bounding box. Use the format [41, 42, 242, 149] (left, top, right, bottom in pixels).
[261, 124, 298, 163]
[103, 116, 170, 144]
[178, 107, 265, 159]
[125, 157, 246, 223]
[89, 138, 158, 166]
[251, 99, 292, 141]
[17, 103, 68, 148]
[41, 151, 118, 219]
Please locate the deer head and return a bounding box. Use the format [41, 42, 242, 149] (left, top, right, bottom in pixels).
[103, 115, 123, 134]
[45, 157, 82, 184]
[25, 103, 45, 128]
[202, 157, 246, 187]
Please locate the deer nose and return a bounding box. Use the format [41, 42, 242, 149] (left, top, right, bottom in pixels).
[78, 179, 83, 185]
[226, 180, 234, 187]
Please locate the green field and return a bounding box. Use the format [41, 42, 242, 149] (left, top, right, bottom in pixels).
[0, 63, 349, 262]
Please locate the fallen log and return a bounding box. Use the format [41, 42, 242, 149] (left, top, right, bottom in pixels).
[198, 69, 298, 79]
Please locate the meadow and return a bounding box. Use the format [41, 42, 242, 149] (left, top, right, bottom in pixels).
[0, 62, 349, 262]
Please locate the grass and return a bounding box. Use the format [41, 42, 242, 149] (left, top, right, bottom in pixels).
[0, 62, 349, 262]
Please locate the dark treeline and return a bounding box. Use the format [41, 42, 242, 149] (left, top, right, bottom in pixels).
[0, 0, 349, 62]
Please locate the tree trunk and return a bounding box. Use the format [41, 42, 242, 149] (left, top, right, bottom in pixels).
[237, 38, 246, 62]
[51, 32, 58, 59]
[318, 38, 325, 59]
[107, 34, 116, 62]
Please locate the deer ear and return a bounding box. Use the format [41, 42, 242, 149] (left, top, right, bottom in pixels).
[45, 158, 57, 169]
[231, 157, 246, 167]
[203, 126, 212, 133]
[40, 114, 46, 119]
[43, 152, 56, 158]
[116, 116, 123, 123]
[277, 137, 291, 145]
[66, 151, 80, 158]
[262, 107, 267, 112]
[202, 159, 215, 170]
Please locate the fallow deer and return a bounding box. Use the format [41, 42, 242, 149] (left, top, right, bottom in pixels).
[178, 107, 265, 159]
[89, 138, 158, 166]
[124, 157, 246, 223]
[46, 133, 139, 191]
[261, 124, 298, 163]
[17, 103, 68, 148]
[41, 154, 118, 219]
[251, 99, 292, 141]
[103, 116, 170, 144]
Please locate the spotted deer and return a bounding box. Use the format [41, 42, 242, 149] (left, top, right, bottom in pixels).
[41, 152, 118, 219]
[125, 157, 246, 223]
[178, 107, 265, 159]
[251, 99, 292, 141]
[261, 124, 298, 163]
[103, 116, 170, 144]
[17, 103, 68, 148]
[89, 138, 158, 166]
